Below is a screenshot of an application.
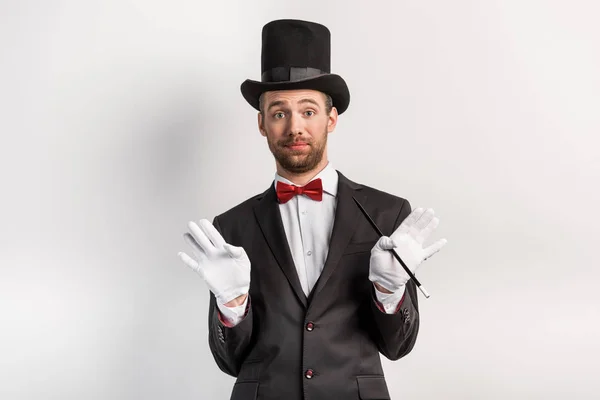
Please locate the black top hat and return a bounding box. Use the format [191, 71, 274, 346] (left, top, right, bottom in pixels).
[240, 19, 350, 114]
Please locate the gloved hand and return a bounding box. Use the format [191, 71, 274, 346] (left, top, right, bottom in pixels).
[369, 207, 447, 292]
[178, 219, 250, 305]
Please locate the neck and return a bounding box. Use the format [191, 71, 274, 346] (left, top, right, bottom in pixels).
[277, 159, 329, 186]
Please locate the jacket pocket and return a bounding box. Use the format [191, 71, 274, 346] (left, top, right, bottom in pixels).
[356, 375, 391, 399]
[236, 358, 262, 382]
[230, 381, 259, 400]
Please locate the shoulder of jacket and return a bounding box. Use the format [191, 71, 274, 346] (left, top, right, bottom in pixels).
[364, 184, 408, 205]
[213, 187, 269, 223]
[338, 170, 409, 208]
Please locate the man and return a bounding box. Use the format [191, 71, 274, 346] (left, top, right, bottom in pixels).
[178, 19, 447, 400]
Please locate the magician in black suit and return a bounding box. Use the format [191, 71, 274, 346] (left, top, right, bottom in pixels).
[178, 19, 448, 400]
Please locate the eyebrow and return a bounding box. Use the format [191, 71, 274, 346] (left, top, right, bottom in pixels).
[267, 98, 321, 111]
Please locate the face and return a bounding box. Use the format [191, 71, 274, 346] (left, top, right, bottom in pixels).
[258, 89, 338, 175]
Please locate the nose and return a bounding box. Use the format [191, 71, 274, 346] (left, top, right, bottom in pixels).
[288, 111, 304, 136]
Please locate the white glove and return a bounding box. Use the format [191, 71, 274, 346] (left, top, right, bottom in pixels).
[178, 219, 250, 305]
[369, 208, 447, 292]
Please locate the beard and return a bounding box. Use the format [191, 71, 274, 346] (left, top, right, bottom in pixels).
[266, 127, 328, 174]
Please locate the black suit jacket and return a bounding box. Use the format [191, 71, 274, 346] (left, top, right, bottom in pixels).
[208, 171, 419, 400]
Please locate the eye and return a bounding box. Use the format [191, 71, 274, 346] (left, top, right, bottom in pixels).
[305, 110, 315, 117]
[274, 112, 285, 119]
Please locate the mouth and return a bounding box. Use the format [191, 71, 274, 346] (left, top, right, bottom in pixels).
[285, 142, 310, 150]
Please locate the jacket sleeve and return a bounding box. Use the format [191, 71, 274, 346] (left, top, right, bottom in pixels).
[207, 215, 254, 377]
[369, 199, 420, 361]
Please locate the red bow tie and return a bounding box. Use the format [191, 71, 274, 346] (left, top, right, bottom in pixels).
[276, 178, 323, 203]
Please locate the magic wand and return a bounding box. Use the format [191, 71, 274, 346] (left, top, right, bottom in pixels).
[352, 196, 431, 299]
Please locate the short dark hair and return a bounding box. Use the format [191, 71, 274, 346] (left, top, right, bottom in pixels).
[259, 91, 333, 115]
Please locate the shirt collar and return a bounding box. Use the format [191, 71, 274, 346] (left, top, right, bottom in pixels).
[273, 162, 338, 197]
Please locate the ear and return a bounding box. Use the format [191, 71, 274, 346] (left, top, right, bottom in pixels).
[258, 112, 267, 137]
[327, 106, 339, 133]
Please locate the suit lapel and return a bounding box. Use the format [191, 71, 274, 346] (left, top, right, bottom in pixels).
[253, 184, 308, 308]
[308, 171, 366, 305]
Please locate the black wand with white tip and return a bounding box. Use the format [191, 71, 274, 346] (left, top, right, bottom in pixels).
[352, 196, 430, 299]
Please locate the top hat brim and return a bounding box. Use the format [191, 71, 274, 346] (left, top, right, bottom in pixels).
[240, 74, 350, 115]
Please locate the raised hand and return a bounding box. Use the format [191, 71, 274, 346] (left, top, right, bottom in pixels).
[178, 219, 250, 305]
[369, 208, 447, 292]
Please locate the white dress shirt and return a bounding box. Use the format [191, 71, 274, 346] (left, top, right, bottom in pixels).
[218, 162, 404, 325]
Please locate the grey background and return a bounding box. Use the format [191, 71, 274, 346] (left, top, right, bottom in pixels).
[1, 0, 599, 399]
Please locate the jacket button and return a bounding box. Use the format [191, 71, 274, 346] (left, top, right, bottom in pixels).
[306, 321, 314, 331]
[305, 369, 314, 379]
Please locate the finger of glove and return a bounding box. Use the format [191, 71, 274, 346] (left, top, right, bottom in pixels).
[198, 219, 227, 249]
[188, 221, 215, 255]
[178, 251, 201, 274]
[375, 236, 396, 251]
[417, 216, 440, 244]
[397, 207, 425, 234]
[423, 238, 448, 260]
[223, 243, 244, 259]
[414, 208, 435, 230]
[183, 232, 208, 260]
